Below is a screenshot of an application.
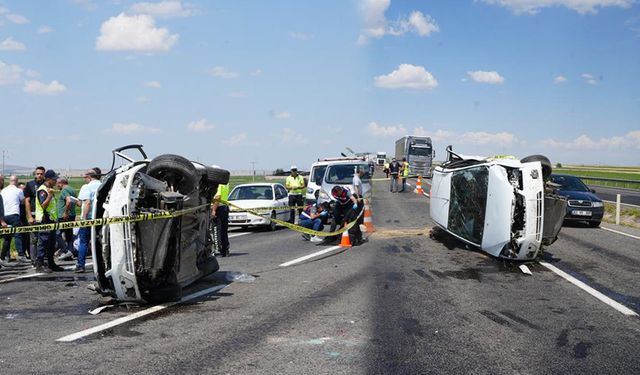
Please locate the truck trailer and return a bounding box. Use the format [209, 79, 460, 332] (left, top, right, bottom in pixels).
[395, 136, 435, 177]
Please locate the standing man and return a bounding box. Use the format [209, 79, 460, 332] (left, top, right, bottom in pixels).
[56, 177, 77, 261]
[211, 183, 230, 257]
[1, 176, 27, 264]
[399, 157, 409, 192]
[285, 166, 305, 224]
[24, 166, 45, 264]
[389, 158, 401, 193]
[35, 170, 64, 273]
[75, 169, 101, 273]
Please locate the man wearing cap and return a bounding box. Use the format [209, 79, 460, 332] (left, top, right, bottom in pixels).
[35, 170, 64, 272]
[74, 168, 101, 273]
[285, 166, 306, 224]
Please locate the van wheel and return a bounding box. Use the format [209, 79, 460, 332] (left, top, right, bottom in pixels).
[147, 154, 198, 193]
[520, 155, 552, 180]
[269, 211, 277, 231]
[205, 166, 230, 185]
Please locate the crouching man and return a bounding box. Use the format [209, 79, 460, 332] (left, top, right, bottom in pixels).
[299, 202, 329, 243]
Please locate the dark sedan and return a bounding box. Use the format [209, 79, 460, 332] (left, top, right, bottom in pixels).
[550, 174, 604, 227]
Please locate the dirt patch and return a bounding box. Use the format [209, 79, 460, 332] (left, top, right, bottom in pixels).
[603, 212, 640, 229]
[371, 227, 431, 238]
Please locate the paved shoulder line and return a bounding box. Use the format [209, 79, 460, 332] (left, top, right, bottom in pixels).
[599, 226, 640, 240]
[57, 284, 227, 342]
[539, 261, 638, 317]
[279, 246, 342, 267]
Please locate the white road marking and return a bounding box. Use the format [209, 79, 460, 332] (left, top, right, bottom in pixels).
[56, 284, 227, 342]
[279, 246, 342, 267]
[602, 200, 640, 209]
[539, 261, 638, 317]
[599, 226, 640, 240]
[229, 232, 251, 239]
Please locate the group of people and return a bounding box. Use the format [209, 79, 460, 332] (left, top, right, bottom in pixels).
[0, 167, 101, 273]
[383, 157, 410, 193]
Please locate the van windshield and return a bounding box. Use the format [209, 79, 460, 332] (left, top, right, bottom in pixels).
[410, 146, 432, 156]
[325, 164, 369, 184]
[447, 166, 488, 245]
[311, 165, 327, 184]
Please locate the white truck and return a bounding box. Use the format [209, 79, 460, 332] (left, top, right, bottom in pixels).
[376, 152, 387, 166]
[395, 136, 435, 177]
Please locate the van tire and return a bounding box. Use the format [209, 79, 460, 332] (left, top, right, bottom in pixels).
[147, 154, 198, 193]
[205, 166, 230, 185]
[521, 155, 552, 180]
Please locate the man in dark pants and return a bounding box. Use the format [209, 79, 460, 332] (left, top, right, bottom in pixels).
[389, 158, 401, 193]
[35, 170, 64, 273]
[285, 166, 305, 223]
[24, 166, 45, 264]
[317, 186, 359, 246]
[211, 183, 230, 257]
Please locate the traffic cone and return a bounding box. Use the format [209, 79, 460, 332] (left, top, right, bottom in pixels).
[340, 224, 352, 248]
[414, 176, 424, 195]
[363, 200, 375, 233]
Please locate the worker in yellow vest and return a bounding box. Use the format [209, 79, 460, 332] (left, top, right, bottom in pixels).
[34, 170, 64, 273]
[400, 157, 409, 192]
[211, 183, 230, 257]
[285, 165, 306, 223]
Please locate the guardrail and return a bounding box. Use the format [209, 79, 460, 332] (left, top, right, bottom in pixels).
[578, 176, 640, 190]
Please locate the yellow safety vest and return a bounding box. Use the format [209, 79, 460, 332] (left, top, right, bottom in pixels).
[403, 161, 409, 177]
[215, 184, 229, 206]
[35, 184, 57, 223]
[286, 175, 305, 195]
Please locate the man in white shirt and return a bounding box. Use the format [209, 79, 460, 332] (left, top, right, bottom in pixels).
[1, 175, 27, 264]
[75, 169, 101, 273]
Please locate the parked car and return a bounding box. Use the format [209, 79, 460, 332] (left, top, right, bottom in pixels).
[549, 174, 604, 227]
[227, 183, 290, 230]
[317, 158, 372, 209]
[429, 146, 566, 260]
[91, 145, 230, 303]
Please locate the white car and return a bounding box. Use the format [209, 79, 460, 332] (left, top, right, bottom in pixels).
[91, 145, 229, 303]
[228, 183, 290, 230]
[429, 146, 566, 260]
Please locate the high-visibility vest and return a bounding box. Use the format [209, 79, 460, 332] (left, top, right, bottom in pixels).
[403, 161, 409, 177]
[35, 184, 57, 223]
[215, 184, 229, 206]
[285, 175, 305, 195]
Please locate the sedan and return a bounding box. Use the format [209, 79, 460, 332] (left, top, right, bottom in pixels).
[228, 183, 290, 230]
[549, 174, 604, 227]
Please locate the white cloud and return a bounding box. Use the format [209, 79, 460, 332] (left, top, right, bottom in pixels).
[37, 25, 54, 34]
[229, 91, 247, 98]
[144, 80, 161, 88]
[290, 32, 313, 40]
[478, 0, 634, 15]
[72, 0, 97, 11]
[207, 66, 239, 79]
[459, 131, 517, 145]
[96, 13, 179, 52]
[222, 132, 247, 146]
[542, 131, 640, 150]
[374, 64, 438, 90]
[104, 123, 161, 134]
[282, 128, 309, 144]
[270, 110, 291, 120]
[367, 122, 408, 138]
[554, 75, 568, 84]
[0, 60, 22, 85]
[22, 80, 67, 95]
[129, 1, 194, 18]
[0, 37, 26, 51]
[467, 70, 505, 84]
[6, 14, 29, 24]
[187, 119, 215, 132]
[581, 73, 597, 84]
[412, 127, 455, 142]
[358, 0, 439, 44]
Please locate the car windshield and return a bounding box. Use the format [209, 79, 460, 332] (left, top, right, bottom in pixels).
[229, 186, 273, 200]
[325, 164, 370, 184]
[311, 165, 327, 184]
[447, 166, 488, 245]
[410, 146, 432, 156]
[550, 175, 590, 192]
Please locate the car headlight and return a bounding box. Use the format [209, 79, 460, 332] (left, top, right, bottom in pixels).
[592, 201, 603, 208]
[307, 187, 314, 194]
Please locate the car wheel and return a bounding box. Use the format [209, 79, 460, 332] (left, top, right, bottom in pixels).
[147, 154, 198, 193]
[205, 166, 230, 185]
[520, 155, 552, 180]
[588, 220, 601, 227]
[269, 211, 277, 231]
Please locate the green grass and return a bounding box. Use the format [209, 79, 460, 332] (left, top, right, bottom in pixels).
[555, 167, 640, 190]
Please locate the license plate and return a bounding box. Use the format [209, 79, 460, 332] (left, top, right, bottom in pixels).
[572, 210, 592, 216]
[231, 214, 247, 221]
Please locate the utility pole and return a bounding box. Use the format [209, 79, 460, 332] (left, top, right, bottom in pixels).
[250, 161, 256, 182]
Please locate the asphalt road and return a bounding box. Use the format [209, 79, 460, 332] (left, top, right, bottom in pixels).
[587, 185, 640, 207]
[0, 174, 639, 374]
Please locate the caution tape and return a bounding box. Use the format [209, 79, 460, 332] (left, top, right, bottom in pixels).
[370, 175, 422, 181]
[0, 205, 208, 236]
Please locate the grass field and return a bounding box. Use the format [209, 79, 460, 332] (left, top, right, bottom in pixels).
[554, 167, 640, 190]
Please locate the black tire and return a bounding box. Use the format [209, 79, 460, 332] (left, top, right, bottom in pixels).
[147, 154, 198, 193]
[269, 211, 277, 231]
[204, 166, 230, 185]
[521, 154, 552, 180]
[143, 283, 183, 303]
[588, 220, 601, 228]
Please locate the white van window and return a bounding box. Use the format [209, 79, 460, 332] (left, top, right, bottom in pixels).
[447, 166, 488, 245]
[311, 165, 327, 184]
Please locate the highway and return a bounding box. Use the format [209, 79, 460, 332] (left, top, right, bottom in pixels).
[0, 174, 639, 374]
[587, 185, 640, 207]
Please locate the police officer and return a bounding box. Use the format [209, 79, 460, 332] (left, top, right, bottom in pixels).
[285, 165, 305, 224]
[35, 170, 64, 273]
[299, 202, 329, 242]
[211, 183, 230, 257]
[399, 157, 409, 192]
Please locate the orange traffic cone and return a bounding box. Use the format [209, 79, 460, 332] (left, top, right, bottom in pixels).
[363, 200, 375, 233]
[414, 176, 424, 195]
[340, 224, 352, 248]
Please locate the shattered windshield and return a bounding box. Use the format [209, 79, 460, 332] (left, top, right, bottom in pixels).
[447, 166, 488, 245]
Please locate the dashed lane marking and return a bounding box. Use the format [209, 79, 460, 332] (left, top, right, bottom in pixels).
[599, 226, 640, 241]
[539, 261, 638, 317]
[279, 246, 342, 267]
[56, 284, 227, 342]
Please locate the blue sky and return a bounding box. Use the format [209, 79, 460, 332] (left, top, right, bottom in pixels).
[0, 0, 638, 172]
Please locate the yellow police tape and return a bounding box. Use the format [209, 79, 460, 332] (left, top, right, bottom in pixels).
[370, 174, 423, 181]
[0, 201, 363, 239]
